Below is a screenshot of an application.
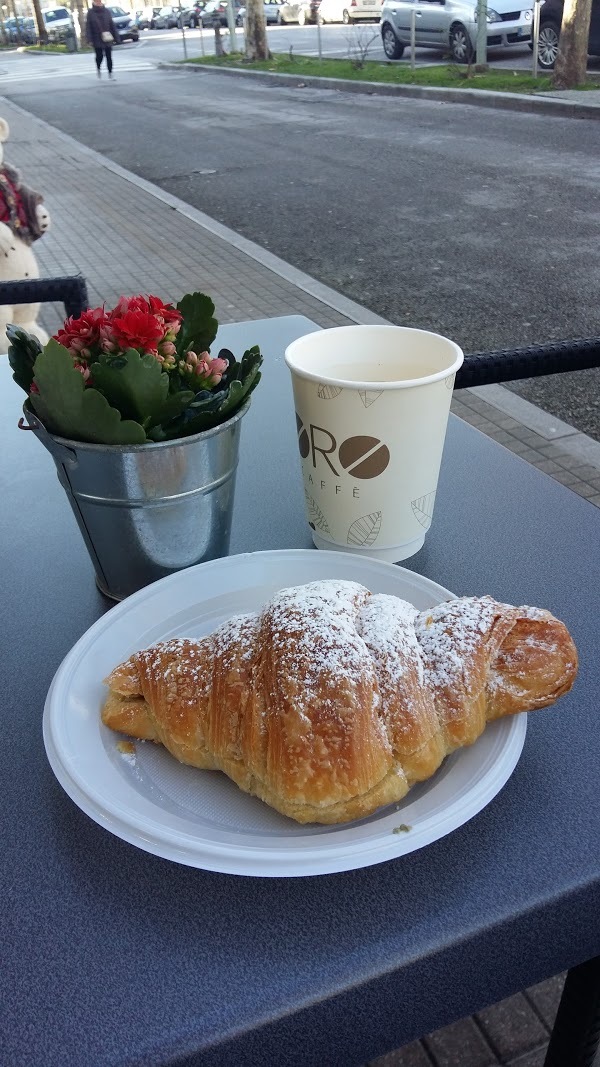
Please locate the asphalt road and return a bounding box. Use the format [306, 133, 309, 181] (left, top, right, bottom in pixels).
[2, 45, 600, 438]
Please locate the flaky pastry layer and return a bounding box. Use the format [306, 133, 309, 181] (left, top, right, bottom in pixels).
[102, 581, 578, 824]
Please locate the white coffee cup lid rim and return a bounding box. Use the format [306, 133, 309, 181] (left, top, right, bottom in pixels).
[285, 324, 464, 390]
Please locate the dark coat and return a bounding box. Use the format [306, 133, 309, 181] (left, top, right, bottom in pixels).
[86, 4, 119, 48]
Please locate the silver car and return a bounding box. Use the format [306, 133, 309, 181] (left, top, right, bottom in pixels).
[380, 0, 533, 62]
[236, 0, 283, 23]
[41, 5, 74, 40]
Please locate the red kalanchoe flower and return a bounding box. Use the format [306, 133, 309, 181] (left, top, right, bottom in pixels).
[108, 295, 182, 329]
[54, 307, 109, 354]
[110, 309, 165, 352]
[108, 295, 145, 319]
[146, 294, 182, 327]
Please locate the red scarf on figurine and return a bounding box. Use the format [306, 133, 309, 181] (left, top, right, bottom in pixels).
[0, 162, 44, 245]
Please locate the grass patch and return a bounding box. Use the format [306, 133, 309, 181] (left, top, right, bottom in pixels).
[23, 43, 93, 53]
[183, 52, 600, 93]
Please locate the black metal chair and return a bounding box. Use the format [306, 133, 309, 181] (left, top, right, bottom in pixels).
[544, 959, 600, 1067]
[456, 336, 600, 389]
[0, 275, 89, 322]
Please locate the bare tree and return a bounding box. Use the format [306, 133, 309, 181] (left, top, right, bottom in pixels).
[9, 0, 22, 43]
[213, 20, 227, 54]
[244, 0, 270, 59]
[32, 0, 49, 44]
[72, 0, 88, 44]
[345, 24, 379, 68]
[552, 0, 593, 88]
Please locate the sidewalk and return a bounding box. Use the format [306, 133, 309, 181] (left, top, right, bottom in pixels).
[2, 95, 595, 1067]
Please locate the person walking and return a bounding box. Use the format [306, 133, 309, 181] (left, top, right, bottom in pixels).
[86, 0, 119, 79]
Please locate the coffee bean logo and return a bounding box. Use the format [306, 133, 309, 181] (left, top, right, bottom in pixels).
[338, 436, 390, 480]
[296, 419, 391, 478]
[296, 413, 309, 459]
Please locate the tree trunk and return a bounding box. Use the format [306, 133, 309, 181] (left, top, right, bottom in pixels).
[73, 0, 87, 44]
[32, 0, 49, 44]
[213, 19, 226, 54]
[552, 0, 593, 88]
[10, 0, 23, 44]
[244, 0, 270, 59]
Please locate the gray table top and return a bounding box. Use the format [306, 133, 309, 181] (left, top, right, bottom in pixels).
[1, 315, 599, 1067]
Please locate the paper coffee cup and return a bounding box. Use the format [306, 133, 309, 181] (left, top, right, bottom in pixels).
[285, 325, 464, 563]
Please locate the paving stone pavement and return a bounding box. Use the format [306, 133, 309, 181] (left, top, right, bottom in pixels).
[2, 96, 598, 1067]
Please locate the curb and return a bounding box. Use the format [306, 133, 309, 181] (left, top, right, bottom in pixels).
[469, 383, 600, 465]
[158, 60, 600, 119]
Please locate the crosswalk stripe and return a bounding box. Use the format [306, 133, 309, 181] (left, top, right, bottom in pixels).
[0, 61, 155, 83]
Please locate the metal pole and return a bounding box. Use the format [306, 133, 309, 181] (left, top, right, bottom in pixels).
[410, 5, 415, 69]
[199, 15, 205, 54]
[226, 0, 237, 50]
[532, 0, 540, 76]
[316, 6, 322, 60]
[475, 0, 487, 66]
[178, 0, 188, 59]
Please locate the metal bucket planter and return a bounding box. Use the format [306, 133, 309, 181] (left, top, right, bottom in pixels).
[24, 399, 250, 601]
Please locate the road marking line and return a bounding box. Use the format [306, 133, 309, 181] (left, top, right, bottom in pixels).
[0, 61, 155, 83]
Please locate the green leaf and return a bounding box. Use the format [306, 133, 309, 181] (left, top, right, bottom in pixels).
[157, 387, 196, 421]
[159, 345, 263, 440]
[90, 348, 172, 425]
[175, 292, 219, 357]
[31, 340, 146, 444]
[6, 324, 43, 394]
[233, 345, 263, 385]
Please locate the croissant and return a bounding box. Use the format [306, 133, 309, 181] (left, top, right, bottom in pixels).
[102, 580, 578, 824]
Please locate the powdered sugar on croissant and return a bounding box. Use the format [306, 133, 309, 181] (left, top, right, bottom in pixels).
[102, 580, 578, 824]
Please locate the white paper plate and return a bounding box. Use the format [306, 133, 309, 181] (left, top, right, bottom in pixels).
[43, 550, 526, 877]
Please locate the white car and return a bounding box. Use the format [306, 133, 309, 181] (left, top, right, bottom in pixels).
[41, 5, 74, 40]
[319, 0, 383, 21]
[380, 0, 533, 62]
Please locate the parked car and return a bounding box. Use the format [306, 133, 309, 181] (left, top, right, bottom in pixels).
[534, 0, 600, 67]
[200, 0, 244, 26]
[264, 0, 285, 19]
[107, 5, 140, 40]
[41, 6, 74, 41]
[3, 16, 37, 43]
[135, 7, 161, 28]
[318, 0, 381, 21]
[235, 0, 283, 24]
[380, 0, 533, 63]
[278, 0, 320, 23]
[151, 4, 180, 26]
[177, 2, 207, 26]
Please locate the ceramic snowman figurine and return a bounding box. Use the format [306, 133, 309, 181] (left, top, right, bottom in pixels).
[0, 117, 51, 354]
